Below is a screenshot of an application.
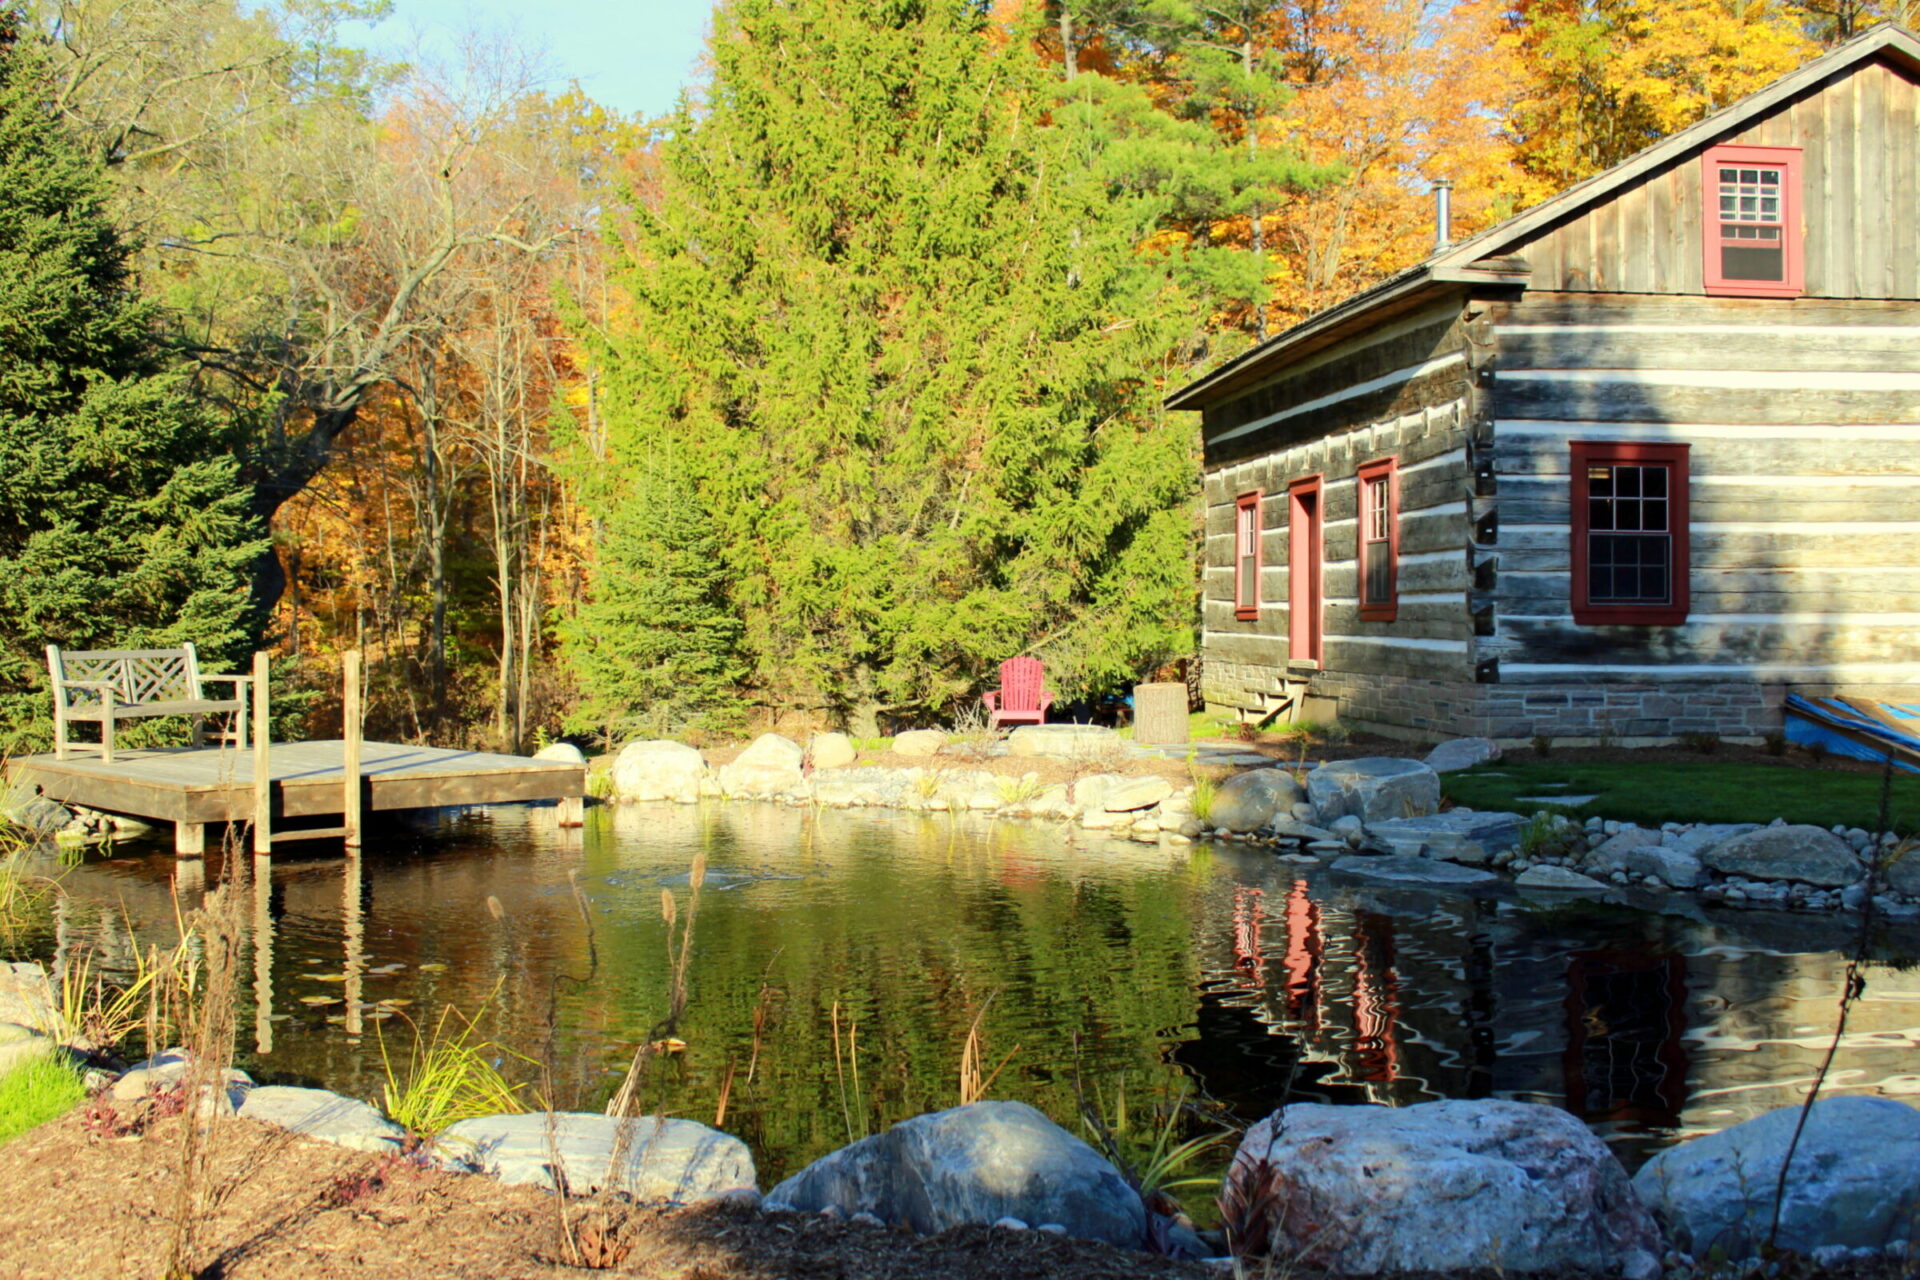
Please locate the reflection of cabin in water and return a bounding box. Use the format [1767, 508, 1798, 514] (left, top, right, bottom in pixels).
[1167, 24, 1920, 744]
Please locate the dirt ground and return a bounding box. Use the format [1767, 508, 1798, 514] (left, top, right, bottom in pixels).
[5, 1110, 1915, 1280]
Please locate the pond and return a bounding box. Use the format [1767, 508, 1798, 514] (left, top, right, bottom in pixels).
[15, 801, 1920, 1185]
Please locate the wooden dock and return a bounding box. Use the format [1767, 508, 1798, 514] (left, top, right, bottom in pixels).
[6, 740, 585, 854]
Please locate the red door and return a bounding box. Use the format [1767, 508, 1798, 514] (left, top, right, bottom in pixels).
[1288, 478, 1323, 664]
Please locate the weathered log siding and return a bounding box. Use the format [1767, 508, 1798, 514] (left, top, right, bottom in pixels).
[1200, 302, 1479, 720]
[1507, 57, 1920, 299]
[1484, 292, 1920, 693]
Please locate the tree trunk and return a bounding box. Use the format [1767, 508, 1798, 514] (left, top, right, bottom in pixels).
[1059, 8, 1077, 80]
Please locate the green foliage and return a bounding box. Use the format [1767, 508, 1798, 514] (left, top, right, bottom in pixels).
[378, 999, 533, 1139]
[0, 1049, 86, 1146]
[577, 0, 1230, 735]
[0, 30, 263, 753]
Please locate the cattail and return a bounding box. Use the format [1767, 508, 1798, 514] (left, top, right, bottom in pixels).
[660, 889, 676, 927]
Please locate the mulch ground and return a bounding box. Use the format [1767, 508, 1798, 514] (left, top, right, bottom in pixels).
[5, 1110, 1915, 1280]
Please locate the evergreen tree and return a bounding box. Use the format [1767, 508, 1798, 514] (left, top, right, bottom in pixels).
[577, 0, 1217, 736]
[0, 21, 263, 752]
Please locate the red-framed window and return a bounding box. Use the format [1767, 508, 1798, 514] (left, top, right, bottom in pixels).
[1234, 490, 1262, 620]
[1570, 441, 1690, 626]
[1702, 144, 1802, 298]
[1356, 457, 1398, 621]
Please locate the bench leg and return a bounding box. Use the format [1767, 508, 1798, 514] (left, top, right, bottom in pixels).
[53, 709, 68, 761]
[235, 706, 247, 752]
[101, 710, 114, 763]
[190, 714, 205, 748]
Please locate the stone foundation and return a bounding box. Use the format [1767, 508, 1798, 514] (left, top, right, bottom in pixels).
[1205, 659, 1801, 746]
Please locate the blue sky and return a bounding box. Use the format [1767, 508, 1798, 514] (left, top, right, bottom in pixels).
[338, 0, 715, 120]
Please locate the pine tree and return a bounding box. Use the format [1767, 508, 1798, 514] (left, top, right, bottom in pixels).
[574, 0, 1216, 736]
[0, 22, 264, 752]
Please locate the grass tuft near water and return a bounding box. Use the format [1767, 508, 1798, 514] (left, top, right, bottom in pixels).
[0, 1052, 87, 1146]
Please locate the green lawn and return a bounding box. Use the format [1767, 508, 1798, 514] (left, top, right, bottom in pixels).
[1444, 759, 1920, 834]
[0, 1051, 86, 1146]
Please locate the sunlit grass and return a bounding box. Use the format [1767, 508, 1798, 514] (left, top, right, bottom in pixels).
[0, 1051, 86, 1146]
[379, 998, 534, 1138]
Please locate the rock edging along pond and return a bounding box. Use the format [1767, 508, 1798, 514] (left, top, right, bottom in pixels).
[89, 1050, 1920, 1270]
[600, 734, 1920, 920]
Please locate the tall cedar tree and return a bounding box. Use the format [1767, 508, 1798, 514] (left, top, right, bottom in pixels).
[0, 23, 262, 752]
[578, 0, 1207, 736]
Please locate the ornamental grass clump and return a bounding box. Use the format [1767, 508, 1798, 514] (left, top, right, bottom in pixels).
[379, 994, 533, 1138]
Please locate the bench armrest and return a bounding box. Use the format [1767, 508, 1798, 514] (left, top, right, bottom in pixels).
[195, 674, 254, 690]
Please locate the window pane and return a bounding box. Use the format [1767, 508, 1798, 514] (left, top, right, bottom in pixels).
[1238, 555, 1256, 606]
[1643, 468, 1666, 497]
[1723, 244, 1785, 282]
[1589, 498, 1612, 531]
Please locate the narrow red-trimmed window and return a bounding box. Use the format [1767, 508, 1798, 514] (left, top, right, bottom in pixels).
[1702, 144, 1802, 298]
[1570, 442, 1690, 626]
[1234, 491, 1262, 620]
[1356, 457, 1398, 621]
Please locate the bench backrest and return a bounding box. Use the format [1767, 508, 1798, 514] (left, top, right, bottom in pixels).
[46, 644, 203, 709]
[996, 656, 1047, 712]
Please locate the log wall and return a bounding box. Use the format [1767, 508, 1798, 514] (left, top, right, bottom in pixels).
[1482, 292, 1920, 710]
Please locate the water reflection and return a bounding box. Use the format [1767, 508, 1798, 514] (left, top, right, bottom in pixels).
[11, 803, 1920, 1181]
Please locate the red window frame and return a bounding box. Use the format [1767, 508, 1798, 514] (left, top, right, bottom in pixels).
[1570, 441, 1690, 626]
[1702, 144, 1802, 298]
[1233, 490, 1262, 621]
[1356, 457, 1398, 622]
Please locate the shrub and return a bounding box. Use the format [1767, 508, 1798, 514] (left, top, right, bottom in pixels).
[1679, 731, 1721, 754]
[1763, 730, 1789, 757]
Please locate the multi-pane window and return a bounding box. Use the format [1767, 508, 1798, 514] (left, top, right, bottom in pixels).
[1570, 442, 1690, 626]
[1356, 458, 1397, 621]
[1234, 490, 1262, 620]
[1703, 145, 1801, 297]
[1585, 464, 1670, 604]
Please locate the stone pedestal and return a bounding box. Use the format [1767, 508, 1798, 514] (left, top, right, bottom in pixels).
[1132, 683, 1189, 745]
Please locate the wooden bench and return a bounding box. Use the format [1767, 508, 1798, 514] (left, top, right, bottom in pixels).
[46, 644, 253, 762]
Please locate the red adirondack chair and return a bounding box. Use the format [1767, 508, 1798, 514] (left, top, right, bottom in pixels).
[983, 656, 1053, 728]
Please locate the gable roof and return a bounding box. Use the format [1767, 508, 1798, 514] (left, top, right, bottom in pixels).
[1165, 22, 1920, 412]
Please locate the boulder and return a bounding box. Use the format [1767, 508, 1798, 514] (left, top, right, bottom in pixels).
[1070, 773, 1125, 812]
[1516, 865, 1611, 892]
[531, 741, 587, 766]
[1330, 854, 1501, 888]
[239, 1086, 406, 1154]
[1702, 825, 1864, 888]
[0, 1022, 52, 1077]
[1423, 738, 1501, 773]
[808, 732, 859, 770]
[1886, 848, 1920, 898]
[718, 733, 806, 796]
[1367, 811, 1524, 866]
[892, 729, 949, 758]
[1210, 769, 1306, 833]
[767, 1101, 1142, 1248]
[1266, 819, 1340, 843]
[1593, 842, 1705, 890]
[1225, 1099, 1659, 1276]
[1585, 827, 1662, 867]
[0, 961, 56, 1034]
[1103, 777, 1173, 813]
[610, 740, 710, 803]
[1663, 823, 1759, 860]
[435, 1112, 756, 1204]
[1306, 758, 1441, 825]
[1, 794, 71, 836]
[1005, 724, 1119, 760]
[112, 1049, 251, 1107]
[1633, 1097, 1920, 1260]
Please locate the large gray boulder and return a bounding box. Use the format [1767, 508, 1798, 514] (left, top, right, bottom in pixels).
[1592, 841, 1705, 889]
[1702, 825, 1864, 887]
[1005, 724, 1118, 760]
[239, 1086, 406, 1154]
[1210, 769, 1306, 833]
[531, 741, 587, 766]
[1307, 758, 1441, 825]
[718, 733, 806, 796]
[1633, 1096, 1920, 1260]
[1367, 811, 1523, 866]
[1664, 823, 1759, 860]
[891, 729, 948, 758]
[1886, 847, 1920, 898]
[767, 1100, 1143, 1248]
[1330, 854, 1501, 889]
[435, 1112, 756, 1203]
[1225, 1099, 1659, 1276]
[807, 732, 858, 770]
[0, 1023, 52, 1077]
[1103, 776, 1173, 813]
[0, 962, 56, 1034]
[610, 740, 709, 803]
[1423, 737, 1501, 773]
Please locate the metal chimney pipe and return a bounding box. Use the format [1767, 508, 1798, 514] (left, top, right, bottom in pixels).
[1433, 179, 1454, 250]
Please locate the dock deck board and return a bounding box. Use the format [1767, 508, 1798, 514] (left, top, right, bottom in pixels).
[7, 741, 584, 825]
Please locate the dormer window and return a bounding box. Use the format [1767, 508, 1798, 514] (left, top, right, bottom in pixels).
[1702, 144, 1802, 297]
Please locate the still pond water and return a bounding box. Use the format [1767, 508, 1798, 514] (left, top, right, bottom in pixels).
[21, 801, 1920, 1183]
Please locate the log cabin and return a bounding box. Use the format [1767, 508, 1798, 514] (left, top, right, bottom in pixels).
[1167, 23, 1920, 745]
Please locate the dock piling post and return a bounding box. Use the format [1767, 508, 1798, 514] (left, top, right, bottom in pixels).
[251, 650, 271, 854]
[343, 648, 363, 850]
[174, 822, 206, 857]
[556, 795, 585, 827]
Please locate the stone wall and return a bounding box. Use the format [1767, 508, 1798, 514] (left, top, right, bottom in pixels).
[1205, 662, 1792, 746]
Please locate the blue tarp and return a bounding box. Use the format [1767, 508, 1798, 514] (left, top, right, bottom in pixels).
[1783, 694, 1920, 774]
